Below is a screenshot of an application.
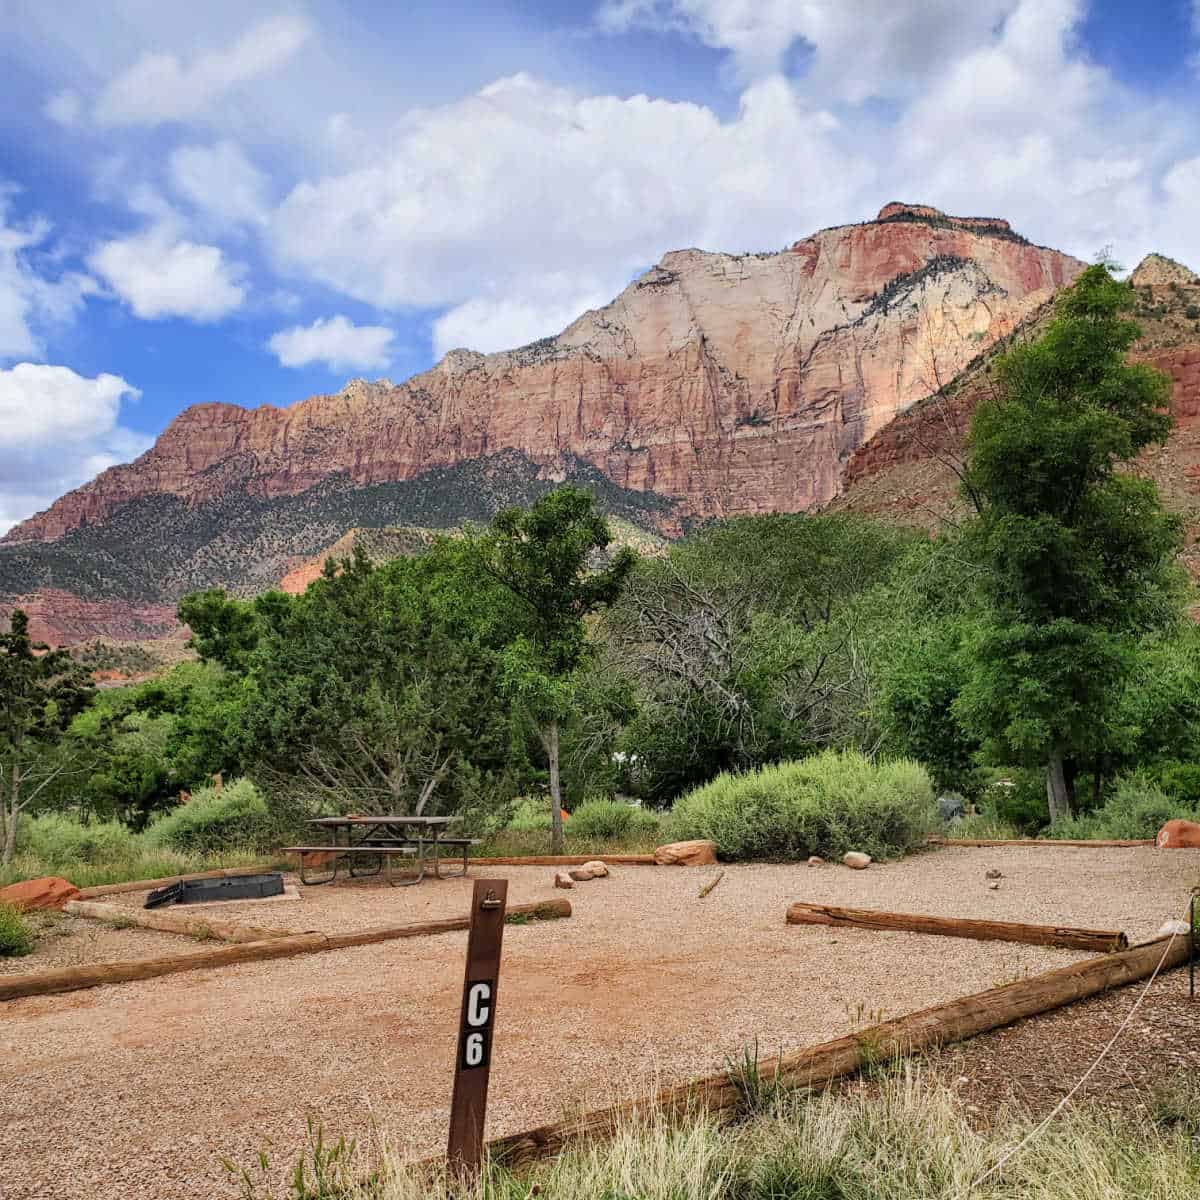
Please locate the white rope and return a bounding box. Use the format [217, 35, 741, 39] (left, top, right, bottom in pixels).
[955, 933, 1180, 1198]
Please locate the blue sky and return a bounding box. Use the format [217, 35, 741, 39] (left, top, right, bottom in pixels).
[1, 0, 1198, 533]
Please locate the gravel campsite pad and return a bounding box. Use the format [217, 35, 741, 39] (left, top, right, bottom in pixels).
[0, 911, 200, 976]
[1, 845, 1196, 1199]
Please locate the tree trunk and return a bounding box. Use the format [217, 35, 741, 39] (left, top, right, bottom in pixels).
[1046, 749, 1073, 823]
[1092, 760, 1103, 810]
[1, 805, 15, 866]
[546, 719, 564, 856]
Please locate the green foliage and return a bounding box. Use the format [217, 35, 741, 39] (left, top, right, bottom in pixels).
[505, 796, 554, 833]
[0, 902, 34, 957]
[1052, 772, 1199, 840]
[670, 749, 936, 861]
[568, 799, 657, 841]
[1151, 760, 1200, 808]
[957, 264, 1184, 821]
[178, 589, 263, 671]
[145, 778, 272, 854]
[607, 513, 920, 805]
[17, 812, 136, 867]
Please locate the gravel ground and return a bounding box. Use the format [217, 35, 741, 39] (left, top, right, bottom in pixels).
[1, 846, 1195, 1199]
[0, 911, 197, 975]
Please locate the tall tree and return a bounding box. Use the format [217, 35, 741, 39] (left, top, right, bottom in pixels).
[0, 611, 94, 863]
[957, 264, 1183, 821]
[476, 487, 635, 853]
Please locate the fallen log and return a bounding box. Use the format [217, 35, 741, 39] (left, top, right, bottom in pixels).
[0, 899, 571, 1002]
[928, 837, 1154, 849]
[785, 902, 1128, 953]
[77, 866, 278, 899]
[64, 899, 292, 944]
[486, 934, 1188, 1166]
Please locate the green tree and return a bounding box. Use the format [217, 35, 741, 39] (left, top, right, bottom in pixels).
[0, 611, 94, 863]
[177, 589, 263, 671]
[476, 487, 635, 853]
[957, 265, 1183, 821]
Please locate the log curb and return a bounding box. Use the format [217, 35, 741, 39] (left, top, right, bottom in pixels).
[0, 898, 571, 1002]
[64, 899, 292, 945]
[482, 933, 1190, 1166]
[785, 901, 1129, 953]
[928, 837, 1156, 848]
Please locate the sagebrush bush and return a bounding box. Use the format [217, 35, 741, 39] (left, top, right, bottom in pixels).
[669, 749, 936, 861]
[0, 902, 34, 957]
[16, 812, 136, 867]
[505, 795, 554, 832]
[568, 799, 658, 840]
[144, 777, 273, 854]
[1053, 772, 1198, 840]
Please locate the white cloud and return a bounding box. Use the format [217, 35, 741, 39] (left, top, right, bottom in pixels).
[169, 141, 269, 226]
[598, 0, 1018, 99]
[89, 224, 246, 321]
[93, 14, 311, 127]
[0, 191, 95, 361]
[44, 90, 81, 127]
[0, 363, 151, 534]
[267, 315, 394, 370]
[270, 72, 871, 351]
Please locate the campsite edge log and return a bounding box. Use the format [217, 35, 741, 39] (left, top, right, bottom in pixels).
[785, 901, 1128, 952]
[0, 899, 571, 1001]
[64, 899, 291, 945]
[484, 933, 1189, 1166]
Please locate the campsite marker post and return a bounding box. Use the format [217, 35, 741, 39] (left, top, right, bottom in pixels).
[447, 877, 508, 1183]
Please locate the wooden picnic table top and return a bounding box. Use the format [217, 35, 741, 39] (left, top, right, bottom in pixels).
[306, 815, 459, 827]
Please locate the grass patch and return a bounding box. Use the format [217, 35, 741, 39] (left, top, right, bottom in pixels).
[474, 825, 661, 858]
[0, 902, 35, 957]
[228, 1068, 1200, 1198]
[0, 846, 283, 891]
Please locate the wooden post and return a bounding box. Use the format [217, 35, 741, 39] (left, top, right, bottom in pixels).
[447, 878, 508, 1183]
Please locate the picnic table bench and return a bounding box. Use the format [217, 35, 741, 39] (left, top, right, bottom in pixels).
[283, 816, 479, 887]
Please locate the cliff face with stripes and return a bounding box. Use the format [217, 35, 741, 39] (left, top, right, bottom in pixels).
[0, 204, 1085, 642]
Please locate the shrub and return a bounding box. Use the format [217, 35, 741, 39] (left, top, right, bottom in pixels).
[568, 799, 658, 841]
[144, 777, 272, 854]
[1152, 760, 1200, 809]
[17, 812, 137, 867]
[669, 749, 936, 861]
[1053, 772, 1197, 840]
[0, 902, 34, 957]
[505, 795, 554, 833]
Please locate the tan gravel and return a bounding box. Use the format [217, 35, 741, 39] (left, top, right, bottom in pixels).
[0, 911, 196, 975]
[0, 846, 1195, 1199]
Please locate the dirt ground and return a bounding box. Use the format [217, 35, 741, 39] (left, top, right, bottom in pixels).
[1, 845, 1196, 1199]
[0, 910, 197, 975]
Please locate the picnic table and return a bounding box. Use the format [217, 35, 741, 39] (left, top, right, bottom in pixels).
[284, 815, 478, 887]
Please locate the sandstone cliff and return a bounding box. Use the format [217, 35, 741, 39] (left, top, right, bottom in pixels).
[0, 203, 1085, 641]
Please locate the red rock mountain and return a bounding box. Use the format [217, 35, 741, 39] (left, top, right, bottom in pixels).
[0, 204, 1085, 642]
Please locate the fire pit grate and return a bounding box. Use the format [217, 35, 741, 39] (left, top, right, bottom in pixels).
[144, 873, 285, 909]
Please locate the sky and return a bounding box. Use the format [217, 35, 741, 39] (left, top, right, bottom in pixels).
[1, 0, 1199, 533]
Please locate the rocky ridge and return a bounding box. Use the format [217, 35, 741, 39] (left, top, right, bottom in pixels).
[1, 203, 1084, 642]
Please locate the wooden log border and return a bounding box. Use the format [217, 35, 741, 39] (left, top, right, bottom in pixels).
[64, 899, 293, 945]
[485, 933, 1190, 1166]
[785, 901, 1128, 953]
[0, 899, 571, 1002]
[928, 836, 1155, 848]
[78, 866, 282, 899]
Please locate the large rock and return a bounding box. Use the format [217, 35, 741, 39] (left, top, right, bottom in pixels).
[582, 860, 609, 877]
[842, 851, 872, 870]
[1156, 819, 1200, 849]
[0, 876, 80, 911]
[654, 840, 718, 866]
[553, 871, 574, 889]
[568, 866, 598, 882]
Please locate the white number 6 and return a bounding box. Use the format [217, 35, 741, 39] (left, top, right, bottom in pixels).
[464, 1031, 485, 1067]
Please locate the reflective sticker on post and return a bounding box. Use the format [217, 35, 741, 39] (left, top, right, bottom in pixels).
[459, 979, 495, 1070]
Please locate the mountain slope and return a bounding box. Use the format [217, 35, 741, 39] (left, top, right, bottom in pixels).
[0, 203, 1084, 642]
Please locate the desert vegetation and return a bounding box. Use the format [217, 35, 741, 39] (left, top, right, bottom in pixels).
[3, 267, 1200, 879]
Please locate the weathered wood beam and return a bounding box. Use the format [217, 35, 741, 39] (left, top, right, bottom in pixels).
[785, 901, 1128, 953]
[64, 899, 291, 945]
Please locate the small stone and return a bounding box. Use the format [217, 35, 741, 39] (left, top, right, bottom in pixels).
[654, 839, 718, 866]
[807, 856, 825, 867]
[985, 868, 1003, 880]
[568, 866, 597, 882]
[1159, 919, 1191, 936]
[988, 882, 1001, 890]
[553, 871, 574, 889]
[842, 851, 871, 870]
[582, 860, 609, 877]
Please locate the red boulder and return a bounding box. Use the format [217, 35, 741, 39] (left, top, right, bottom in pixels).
[1156, 819, 1200, 849]
[0, 875, 80, 911]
